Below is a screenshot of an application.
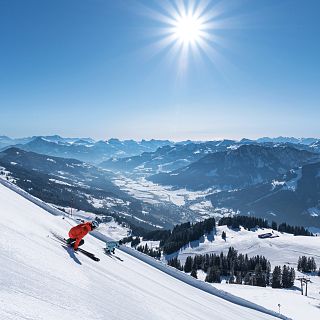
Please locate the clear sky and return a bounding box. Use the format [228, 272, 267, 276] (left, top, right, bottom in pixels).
[0, 0, 319, 141]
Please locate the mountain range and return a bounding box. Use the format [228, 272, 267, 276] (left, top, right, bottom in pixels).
[206, 160, 320, 226]
[100, 140, 236, 174]
[0, 147, 184, 229]
[0, 135, 173, 164]
[149, 145, 319, 190]
[1, 135, 320, 228]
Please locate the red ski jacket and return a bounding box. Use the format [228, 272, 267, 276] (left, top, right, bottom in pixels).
[68, 222, 92, 250]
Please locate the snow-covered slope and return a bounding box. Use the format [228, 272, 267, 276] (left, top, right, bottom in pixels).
[0, 183, 283, 320]
[170, 226, 320, 319]
[174, 226, 320, 267]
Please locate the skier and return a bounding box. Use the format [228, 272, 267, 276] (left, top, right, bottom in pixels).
[66, 220, 99, 250]
[105, 241, 119, 254]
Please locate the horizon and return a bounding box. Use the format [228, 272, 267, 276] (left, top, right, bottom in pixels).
[1, 133, 319, 143]
[1, 0, 319, 139]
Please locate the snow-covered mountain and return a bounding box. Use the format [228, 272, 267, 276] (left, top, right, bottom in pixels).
[256, 137, 318, 145]
[99, 140, 237, 174]
[0, 181, 282, 320]
[0, 147, 195, 229]
[11, 137, 173, 164]
[207, 161, 320, 227]
[149, 145, 318, 190]
[0, 135, 33, 149]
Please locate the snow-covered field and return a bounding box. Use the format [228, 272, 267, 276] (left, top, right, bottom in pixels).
[214, 278, 320, 320]
[174, 226, 320, 267]
[0, 182, 281, 320]
[170, 225, 320, 319]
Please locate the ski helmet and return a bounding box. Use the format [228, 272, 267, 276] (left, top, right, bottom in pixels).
[91, 220, 99, 230]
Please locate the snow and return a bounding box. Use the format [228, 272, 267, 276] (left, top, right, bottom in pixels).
[113, 176, 187, 206]
[227, 145, 239, 150]
[49, 178, 72, 186]
[138, 240, 161, 249]
[271, 180, 285, 189]
[169, 225, 320, 319]
[113, 175, 218, 208]
[213, 278, 320, 320]
[307, 207, 320, 217]
[189, 200, 213, 214]
[283, 168, 302, 191]
[174, 226, 320, 268]
[0, 182, 281, 320]
[0, 166, 16, 183]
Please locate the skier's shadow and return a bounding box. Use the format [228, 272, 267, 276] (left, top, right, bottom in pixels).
[61, 245, 82, 265]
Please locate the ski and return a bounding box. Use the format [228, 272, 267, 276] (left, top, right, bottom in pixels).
[50, 231, 100, 262]
[104, 248, 123, 262]
[78, 248, 100, 261]
[51, 231, 66, 244]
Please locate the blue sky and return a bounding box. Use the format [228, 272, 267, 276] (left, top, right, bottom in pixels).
[0, 0, 319, 141]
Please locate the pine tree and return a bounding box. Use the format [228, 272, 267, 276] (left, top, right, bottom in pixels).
[300, 256, 308, 272]
[192, 256, 198, 271]
[307, 257, 317, 272]
[131, 237, 140, 247]
[184, 256, 193, 273]
[282, 265, 289, 288]
[168, 257, 183, 271]
[271, 221, 277, 230]
[289, 268, 295, 287]
[272, 266, 282, 288]
[254, 264, 266, 287]
[205, 266, 221, 283]
[222, 231, 226, 241]
[297, 256, 302, 271]
[191, 269, 197, 279]
[243, 272, 252, 285]
[235, 271, 242, 284]
[265, 261, 271, 286]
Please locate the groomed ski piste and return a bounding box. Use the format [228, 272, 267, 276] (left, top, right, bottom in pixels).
[0, 179, 288, 320]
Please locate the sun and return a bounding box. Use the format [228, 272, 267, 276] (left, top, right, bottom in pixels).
[173, 14, 202, 45]
[140, 0, 236, 74]
[141, 0, 225, 72]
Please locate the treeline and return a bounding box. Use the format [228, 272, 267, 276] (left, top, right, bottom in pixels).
[218, 215, 312, 236]
[161, 218, 216, 254]
[297, 256, 317, 272]
[218, 216, 269, 230]
[169, 247, 272, 287]
[277, 223, 312, 236]
[137, 243, 161, 259]
[121, 235, 141, 247]
[122, 217, 216, 256]
[168, 247, 296, 289]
